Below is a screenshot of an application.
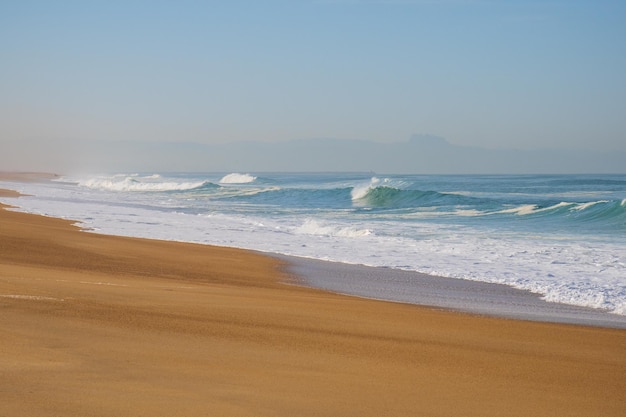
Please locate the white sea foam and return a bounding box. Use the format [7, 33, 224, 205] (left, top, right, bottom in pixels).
[351, 177, 382, 201]
[80, 176, 206, 192]
[496, 204, 538, 215]
[452, 209, 484, 217]
[572, 200, 608, 211]
[501, 201, 622, 217]
[538, 202, 575, 212]
[295, 219, 372, 238]
[219, 173, 256, 184]
[211, 186, 280, 199]
[496, 202, 576, 216]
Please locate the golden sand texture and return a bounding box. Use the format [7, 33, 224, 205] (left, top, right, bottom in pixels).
[1, 195, 625, 416]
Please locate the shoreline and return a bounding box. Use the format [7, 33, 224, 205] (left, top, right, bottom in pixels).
[278, 254, 626, 329]
[1, 179, 625, 416]
[1, 177, 625, 328]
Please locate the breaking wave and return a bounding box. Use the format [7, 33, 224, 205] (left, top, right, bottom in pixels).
[348, 178, 625, 228]
[294, 219, 373, 238]
[351, 177, 470, 208]
[219, 173, 257, 184]
[80, 176, 211, 192]
[497, 200, 626, 224]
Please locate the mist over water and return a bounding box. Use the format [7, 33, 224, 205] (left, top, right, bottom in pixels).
[4, 172, 626, 314]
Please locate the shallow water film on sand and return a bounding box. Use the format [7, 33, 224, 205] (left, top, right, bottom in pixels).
[5, 173, 626, 314]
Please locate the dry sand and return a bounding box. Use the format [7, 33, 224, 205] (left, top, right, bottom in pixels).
[1, 181, 625, 416]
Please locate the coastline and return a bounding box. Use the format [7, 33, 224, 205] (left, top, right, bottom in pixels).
[1, 177, 626, 416]
[279, 255, 626, 329]
[4, 172, 625, 320]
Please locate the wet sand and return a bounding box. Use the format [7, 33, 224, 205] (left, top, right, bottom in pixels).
[1, 182, 625, 416]
[281, 255, 626, 328]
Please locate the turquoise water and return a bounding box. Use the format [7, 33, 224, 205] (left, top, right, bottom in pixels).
[5, 172, 626, 314]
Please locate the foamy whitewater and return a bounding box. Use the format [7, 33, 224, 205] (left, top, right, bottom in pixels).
[3, 173, 626, 315]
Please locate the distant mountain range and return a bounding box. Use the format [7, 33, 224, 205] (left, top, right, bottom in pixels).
[4, 135, 625, 174]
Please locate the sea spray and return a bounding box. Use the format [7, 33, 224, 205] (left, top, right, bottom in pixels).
[80, 175, 208, 192]
[219, 173, 257, 184]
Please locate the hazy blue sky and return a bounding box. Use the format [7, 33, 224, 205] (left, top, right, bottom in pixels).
[1, 0, 625, 153]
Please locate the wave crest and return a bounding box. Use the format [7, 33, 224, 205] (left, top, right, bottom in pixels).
[295, 219, 372, 238]
[499, 200, 626, 220]
[351, 178, 454, 208]
[219, 173, 257, 184]
[80, 176, 209, 192]
[351, 177, 383, 200]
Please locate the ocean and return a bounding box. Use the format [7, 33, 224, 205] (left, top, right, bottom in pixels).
[4, 172, 625, 315]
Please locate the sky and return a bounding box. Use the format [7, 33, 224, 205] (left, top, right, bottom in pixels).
[1, 0, 625, 167]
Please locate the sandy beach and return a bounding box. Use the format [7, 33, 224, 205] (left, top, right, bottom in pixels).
[1, 178, 625, 416]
